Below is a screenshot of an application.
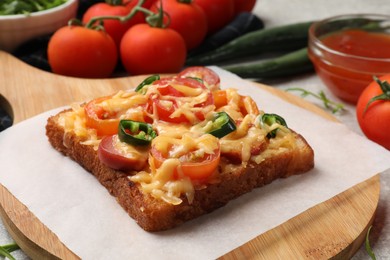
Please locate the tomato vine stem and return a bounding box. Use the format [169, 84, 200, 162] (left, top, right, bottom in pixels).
[84, 0, 169, 29]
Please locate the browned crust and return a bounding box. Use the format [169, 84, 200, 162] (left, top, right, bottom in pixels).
[45, 112, 314, 232]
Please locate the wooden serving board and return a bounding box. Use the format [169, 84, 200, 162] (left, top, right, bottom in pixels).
[0, 50, 380, 259]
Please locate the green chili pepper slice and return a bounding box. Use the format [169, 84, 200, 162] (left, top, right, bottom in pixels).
[118, 120, 157, 146]
[135, 74, 160, 93]
[207, 112, 236, 138]
[259, 113, 288, 138]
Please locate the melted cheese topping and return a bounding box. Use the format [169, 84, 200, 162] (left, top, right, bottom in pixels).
[113, 135, 149, 161]
[58, 103, 100, 149]
[58, 75, 296, 205]
[130, 159, 194, 205]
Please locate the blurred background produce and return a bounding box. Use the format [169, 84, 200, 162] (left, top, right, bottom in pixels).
[10, 0, 263, 76]
[0, 0, 78, 52]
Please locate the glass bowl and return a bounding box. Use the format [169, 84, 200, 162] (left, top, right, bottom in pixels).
[308, 14, 390, 104]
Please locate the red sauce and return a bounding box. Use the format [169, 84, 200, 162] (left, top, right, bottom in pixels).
[309, 29, 390, 104]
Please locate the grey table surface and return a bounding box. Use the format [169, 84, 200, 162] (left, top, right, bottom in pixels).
[1, 0, 390, 259]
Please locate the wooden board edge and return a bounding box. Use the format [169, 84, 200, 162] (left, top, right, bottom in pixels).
[0, 186, 80, 260]
[220, 174, 380, 259]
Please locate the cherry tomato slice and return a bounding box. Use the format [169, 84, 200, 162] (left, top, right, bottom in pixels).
[98, 135, 149, 171]
[150, 135, 220, 181]
[178, 66, 220, 91]
[85, 96, 120, 136]
[150, 77, 213, 123]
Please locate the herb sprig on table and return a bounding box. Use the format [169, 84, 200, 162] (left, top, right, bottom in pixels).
[0, 0, 67, 15]
[286, 87, 345, 114]
[0, 242, 20, 260]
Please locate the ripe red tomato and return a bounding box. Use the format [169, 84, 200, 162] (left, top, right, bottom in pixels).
[82, 2, 144, 48]
[232, 0, 257, 15]
[356, 76, 390, 150]
[47, 26, 117, 78]
[151, 0, 207, 50]
[120, 23, 186, 75]
[98, 135, 148, 171]
[193, 0, 234, 34]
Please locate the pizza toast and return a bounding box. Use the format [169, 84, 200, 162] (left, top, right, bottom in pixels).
[46, 67, 314, 231]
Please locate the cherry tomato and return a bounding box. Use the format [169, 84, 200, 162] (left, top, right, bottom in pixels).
[149, 77, 213, 123]
[84, 94, 148, 136]
[150, 135, 220, 181]
[48, 26, 118, 78]
[120, 23, 187, 75]
[151, 0, 207, 50]
[84, 96, 121, 136]
[82, 2, 144, 48]
[98, 135, 149, 171]
[232, 0, 257, 15]
[193, 0, 234, 34]
[178, 66, 220, 90]
[356, 76, 390, 150]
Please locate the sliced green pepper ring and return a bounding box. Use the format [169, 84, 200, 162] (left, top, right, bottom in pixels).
[259, 113, 288, 138]
[118, 120, 157, 146]
[207, 112, 236, 138]
[135, 74, 160, 92]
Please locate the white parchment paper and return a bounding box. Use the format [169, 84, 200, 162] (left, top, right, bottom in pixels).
[0, 68, 389, 259]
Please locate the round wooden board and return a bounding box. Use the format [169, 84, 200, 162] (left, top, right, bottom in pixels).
[0, 51, 380, 259]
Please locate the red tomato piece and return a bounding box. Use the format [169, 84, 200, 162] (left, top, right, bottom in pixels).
[151, 0, 208, 50]
[84, 96, 121, 136]
[98, 135, 148, 171]
[48, 26, 118, 78]
[178, 66, 220, 90]
[356, 76, 390, 150]
[120, 23, 187, 75]
[84, 94, 148, 136]
[149, 77, 213, 123]
[193, 0, 235, 34]
[150, 136, 220, 181]
[82, 2, 144, 48]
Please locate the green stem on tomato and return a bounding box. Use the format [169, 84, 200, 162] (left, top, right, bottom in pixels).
[84, 0, 169, 29]
[85, 0, 149, 28]
[364, 76, 390, 114]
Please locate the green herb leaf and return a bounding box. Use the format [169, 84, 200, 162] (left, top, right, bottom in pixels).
[286, 87, 345, 114]
[365, 225, 377, 260]
[0, 242, 20, 260]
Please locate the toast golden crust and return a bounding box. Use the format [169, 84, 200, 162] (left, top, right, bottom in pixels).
[46, 111, 314, 231]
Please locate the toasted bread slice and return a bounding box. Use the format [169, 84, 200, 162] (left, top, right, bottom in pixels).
[46, 111, 313, 231]
[46, 67, 314, 231]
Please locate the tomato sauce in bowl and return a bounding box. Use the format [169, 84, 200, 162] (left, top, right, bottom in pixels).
[308, 14, 390, 104]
